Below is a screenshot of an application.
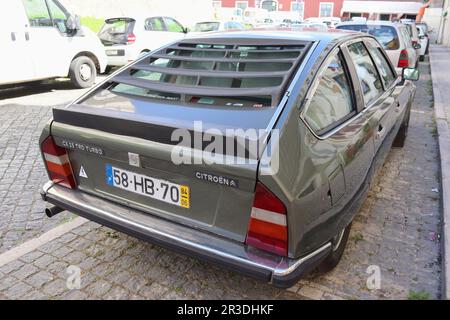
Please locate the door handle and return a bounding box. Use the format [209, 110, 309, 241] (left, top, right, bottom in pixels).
[25, 32, 30, 41]
[376, 124, 385, 139]
[10, 32, 16, 41]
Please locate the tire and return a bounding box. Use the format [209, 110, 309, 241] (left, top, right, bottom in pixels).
[69, 56, 96, 89]
[316, 222, 352, 274]
[104, 66, 114, 74]
[393, 106, 411, 148]
[419, 55, 425, 62]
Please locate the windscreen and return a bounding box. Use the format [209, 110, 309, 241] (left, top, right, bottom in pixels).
[337, 24, 400, 50]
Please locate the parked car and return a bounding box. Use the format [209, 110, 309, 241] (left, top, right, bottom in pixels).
[0, 0, 107, 88]
[40, 29, 418, 287]
[305, 17, 341, 28]
[401, 21, 421, 59]
[336, 21, 419, 75]
[192, 20, 245, 33]
[99, 16, 187, 70]
[416, 25, 429, 61]
[416, 23, 430, 55]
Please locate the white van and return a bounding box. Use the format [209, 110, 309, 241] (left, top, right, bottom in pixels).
[0, 0, 107, 88]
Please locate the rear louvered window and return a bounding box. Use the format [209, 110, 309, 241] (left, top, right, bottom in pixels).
[110, 39, 311, 107]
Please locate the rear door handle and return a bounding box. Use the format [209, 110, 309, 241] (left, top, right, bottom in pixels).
[11, 32, 16, 41]
[376, 124, 385, 139]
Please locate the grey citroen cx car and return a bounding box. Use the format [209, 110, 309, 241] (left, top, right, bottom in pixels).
[40, 29, 418, 287]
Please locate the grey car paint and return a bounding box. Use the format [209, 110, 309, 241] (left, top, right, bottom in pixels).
[40, 30, 416, 286]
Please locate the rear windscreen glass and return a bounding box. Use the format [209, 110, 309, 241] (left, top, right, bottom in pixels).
[99, 18, 135, 45]
[109, 41, 311, 107]
[337, 25, 399, 50]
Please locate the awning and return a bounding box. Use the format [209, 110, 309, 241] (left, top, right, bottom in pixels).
[341, 1, 422, 15]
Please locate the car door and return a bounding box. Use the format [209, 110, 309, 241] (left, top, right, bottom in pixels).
[21, 0, 70, 79]
[144, 17, 174, 50]
[344, 39, 400, 170]
[301, 47, 375, 213]
[0, 0, 34, 84]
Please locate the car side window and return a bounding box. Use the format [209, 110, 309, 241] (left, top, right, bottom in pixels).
[366, 41, 396, 88]
[22, 0, 53, 27]
[47, 0, 68, 33]
[145, 17, 165, 31]
[347, 41, 384, 105]
[164, 17, 184, 33]
[304, 52, 355, 133]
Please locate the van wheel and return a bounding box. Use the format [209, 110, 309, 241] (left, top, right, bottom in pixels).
[69, 56, 96, 88]
[316, 222, 352, 274]
[393, 107, 411, 148]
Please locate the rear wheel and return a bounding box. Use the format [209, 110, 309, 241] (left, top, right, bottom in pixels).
[69, 56, 96, 88]
[316, 222, 352, 274]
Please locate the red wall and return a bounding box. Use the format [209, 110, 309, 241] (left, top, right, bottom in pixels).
[217, 0, 344, 18]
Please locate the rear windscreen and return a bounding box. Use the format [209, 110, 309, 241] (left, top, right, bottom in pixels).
[109, 40, 311, 107]
[98, 18, 135, 45]
[337, 25, 399, 50]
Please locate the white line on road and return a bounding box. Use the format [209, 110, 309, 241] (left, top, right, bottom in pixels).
[0, 217, 88, 268]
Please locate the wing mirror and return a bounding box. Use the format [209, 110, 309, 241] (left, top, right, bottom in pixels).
[413, 42, 421, 49]
[402, 68, 420, 81]
[66, 14, 81, 32]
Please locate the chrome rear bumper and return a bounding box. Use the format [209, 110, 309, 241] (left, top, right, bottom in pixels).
[41, 182, 332, 288]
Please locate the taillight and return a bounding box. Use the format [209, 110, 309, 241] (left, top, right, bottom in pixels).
[245, 182, 288, 256]
[398, 49, 409, 68]
[41, 136, 76, 189]
[127, 33, 136, 45]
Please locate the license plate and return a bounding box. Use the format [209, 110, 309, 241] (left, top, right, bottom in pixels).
[106, 50, 118, 56]
[105, 164, 190, 209]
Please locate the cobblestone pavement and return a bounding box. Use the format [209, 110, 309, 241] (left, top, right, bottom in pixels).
[0, 61, 441, 299]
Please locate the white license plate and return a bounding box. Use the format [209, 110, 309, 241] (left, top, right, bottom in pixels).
[106, 50, 118, 56]
[105, 164, 190, 208]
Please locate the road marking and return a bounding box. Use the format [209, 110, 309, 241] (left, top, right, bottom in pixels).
[0, 217, 88, 268]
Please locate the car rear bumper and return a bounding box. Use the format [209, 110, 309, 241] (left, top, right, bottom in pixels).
[41, 181, 332, 288]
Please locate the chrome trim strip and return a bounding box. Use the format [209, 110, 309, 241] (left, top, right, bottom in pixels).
[273, 242, 332, 277]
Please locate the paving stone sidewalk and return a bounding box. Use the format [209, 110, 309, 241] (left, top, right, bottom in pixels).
[0, 61, 442, 300]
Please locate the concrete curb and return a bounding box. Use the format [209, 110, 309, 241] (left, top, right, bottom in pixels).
[429, 45, 450, 300]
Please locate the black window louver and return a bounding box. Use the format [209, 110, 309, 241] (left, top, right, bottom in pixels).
[110, 38, 312, 107]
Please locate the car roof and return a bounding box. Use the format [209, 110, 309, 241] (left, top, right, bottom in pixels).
[338, 20, 402, 27]
[183, 28, 360, 44]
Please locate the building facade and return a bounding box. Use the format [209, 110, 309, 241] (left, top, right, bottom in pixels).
[213, 0, 432, 20]
[213, 0, 345, 20]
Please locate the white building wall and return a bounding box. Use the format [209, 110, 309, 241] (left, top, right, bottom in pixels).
[59, 0, 214, 27]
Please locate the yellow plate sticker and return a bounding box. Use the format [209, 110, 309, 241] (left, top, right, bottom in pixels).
[180, 185, 190, 209]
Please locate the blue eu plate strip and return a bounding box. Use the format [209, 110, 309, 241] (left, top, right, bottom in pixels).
[105, 164, 113, 186]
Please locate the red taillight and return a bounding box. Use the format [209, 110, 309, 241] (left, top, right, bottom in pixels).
[41, 136, 76, 189]
[398, 49, 409, 68]
[127, 33, 136, 45]
[245, 182, 288, 256]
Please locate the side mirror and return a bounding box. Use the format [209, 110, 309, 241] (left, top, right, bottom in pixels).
[402, 68, 420, 81]
[182, 27, 189, 34]
[419, 35, 425, 39]
[66, 14, 81, 32]
[413, 42, 421, 49]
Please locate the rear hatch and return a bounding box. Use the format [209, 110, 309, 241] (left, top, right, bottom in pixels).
[99, 17, 136, 46]
[50, 37, 311, 242]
